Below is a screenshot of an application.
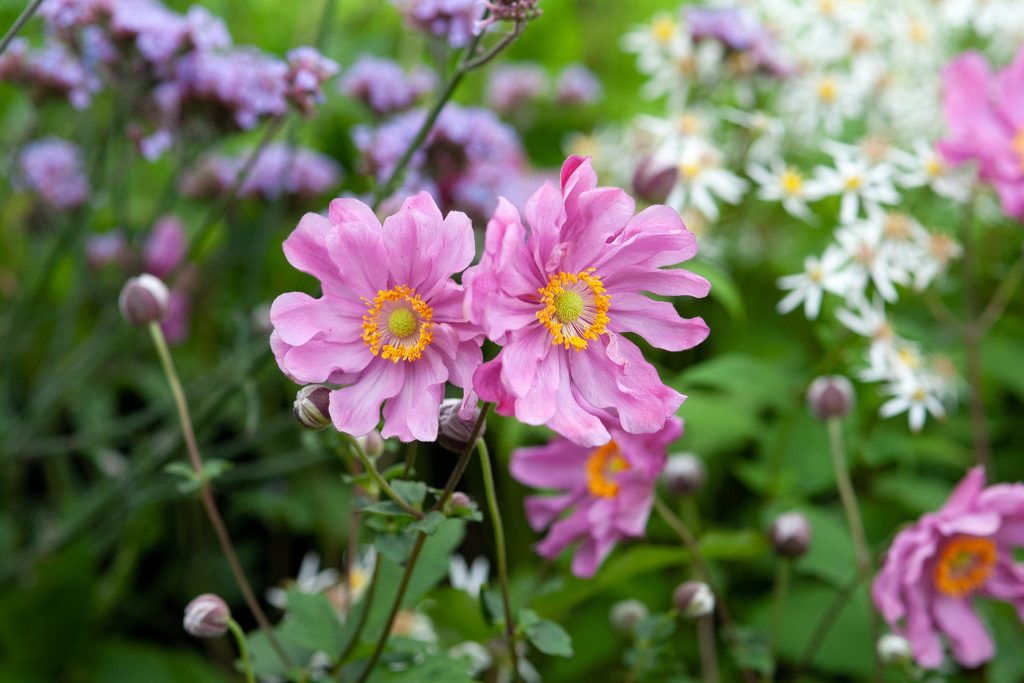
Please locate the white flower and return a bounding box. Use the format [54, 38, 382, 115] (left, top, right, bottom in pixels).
[836, 295, 893, 342]
[449, 641, 493, 677]
[449, 555, 490, 598]
[891, 140, 973, 202]
[747, 160, 825, 221]
[266, 552, 341, 610]
[913, 232, 962, 291]
[879, 372, 946, 432]
[661, 139, 747, 221]
[812, 151, 899, 224]
[721, 108, 785, 162]
[835, 218, 909, 302]
[781, 70, 865, 136]
[777, 247, 855, 319]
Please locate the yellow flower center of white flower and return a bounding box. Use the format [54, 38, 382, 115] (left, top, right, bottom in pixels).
[817, 77, 838, 104]
[925, 156, 943, 177]
[781, 168, 804, 195]
[652, 16, 676, 44]
[586, 441, 629, 498]
[844, 173, 862, 191]
[361, 285, 434, 362]
[536, 270, 610, 351]
[883, 213, 912, 240]
[908, 20, 929, 44]
[677, 114, 702, 136]
[934, 536, 996, 597]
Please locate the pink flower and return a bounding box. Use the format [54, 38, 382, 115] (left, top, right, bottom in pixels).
[937, 48, 1024, 220]
[464, 156, 709, 446]
[143, 215, 187, 279]
[510, 417, 682, 577]
[270, 193, 483, 442]
[873, 467, 1024, 669]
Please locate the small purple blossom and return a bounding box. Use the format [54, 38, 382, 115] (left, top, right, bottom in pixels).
[176, 48, 289, 129]
[181, 145, 341, 201]
[339, 55, 436, 115]
[86, 229, 129, 269]
[143, 215, 187, 279]
[392, 0, 480, 48]
[0, 38, 102, 109]
[685, 6, 793, 78]
[18, 137, 90, 210]
[555, 64, 602, 106]
[477, 0, 541, 32]
[485, 63, 547, 115]
[286, 46, 340, 115]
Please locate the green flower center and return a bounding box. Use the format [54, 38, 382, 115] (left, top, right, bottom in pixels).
[553, 290, 583, 324]
[387, 307, 417, 338]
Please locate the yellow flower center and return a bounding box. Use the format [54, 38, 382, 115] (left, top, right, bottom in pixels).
[361, 285, 433, 362]
[818, 0, 836, 15]
[934, 536, 997, 597]
[677, 114, 701, 135]
[781, 168, 804, 195]
[929, 234, 956, 261]
[652, 16, 675, 43]
[817, 77, 838, 104]
[925, 156, 943, 177]
[1013, 129, 1024, 170]
[908, 20, 929, 44]
[883, 213, 912, 240]
[536, 269, 610, 351]
[679, 161, 703, 181]
[844, 174, 862, 191]
[586, 441, 629, 498]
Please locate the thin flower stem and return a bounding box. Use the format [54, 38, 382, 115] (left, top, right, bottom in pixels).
[228, 619, 257, 683]
[147, 323, 292, 670]
[825, 418, 880, 681]
[341, 433, 423, 519]
[697, 615, 720, 683]
[793, 571, 866, 678]
[979, 246, 1024, 333]
[403, 441, 418, 478]
[653, 494, 757, 683]
[958, 198, 993, 472]
[768, 559, 791, 678]
[369, 20, 523, 209]
[0, 0, 44, 57]
[331, 559, 382, 673]
[355, 404, 492, 683]
[477, 438, 520, 683]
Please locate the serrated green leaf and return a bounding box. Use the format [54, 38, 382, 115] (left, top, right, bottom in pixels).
[277, 590, 344, 657]
[390, 480, 427, 507]
[407, 511, 447, 535]
[524, 616, 573, 657]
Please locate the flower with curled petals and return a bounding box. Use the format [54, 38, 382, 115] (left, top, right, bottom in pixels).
[270, 193, 483, 442]
[464, 155, 709, 446]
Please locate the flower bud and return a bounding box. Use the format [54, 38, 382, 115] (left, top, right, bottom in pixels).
[358, 430, 385, 458]
[293, 384, 331, 431]
[673, 580, 715, 618]
[877, 634, 912, 665]
[447, 491, 473, 515]
[662, 452, 706, 496]
[183, 593, 230, 638]
[769, 511, 812, 558]
[119, 274, 169, 326]
[632, 155, 678, 205]
[437, 399, 485, 453]
[609, 599, 649, 634]
[806, 375, 855, 420]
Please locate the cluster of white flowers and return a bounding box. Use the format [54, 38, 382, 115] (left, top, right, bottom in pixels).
[585, 0, 1024, 431]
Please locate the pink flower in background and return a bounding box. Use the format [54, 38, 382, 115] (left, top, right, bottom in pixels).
[18, 137, 90, 210]
[143, 215, 187, 278]
[270, 193, 483, 442]
[511, 417, 682, 577]
[86, 229, 129, 269]
[486, 63, 548, 115]
[0, 38, 102, 109]
[464, 156, 709, 446]
[339, 55, 436, 115]
[286, 46, 340, 115]
[554, 64, 602, 107]
[180, 145, 340, 201]
[938, 48, 1024, 220]
[392, 0, 479, 48]
[873, 467, 1024, 669]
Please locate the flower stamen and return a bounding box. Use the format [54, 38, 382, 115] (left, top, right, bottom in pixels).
[362, 285, 434, 362]
[586, 441, 629, 498]
[536, 269, 611, 351]
[934, 536, 997, 597]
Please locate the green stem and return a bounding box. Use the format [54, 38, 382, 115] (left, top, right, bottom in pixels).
[978, 246, 1024, 333]
[697, 614, 720, 683]
[340, 432, 423, 519]
[0, 0, 44, 56]
[477, 439, 520, 683]
[769, 559, 790, 676]
[793, 571, 866, 678]
[825, 418, 880, 680]
[332, 559, 382, 673]
[228, 619, 257, 683]
[958, 198, 993, 472]
[354, 404, 491, 683]
[147, 323, 291, 670]
[403, 441, 418, 478]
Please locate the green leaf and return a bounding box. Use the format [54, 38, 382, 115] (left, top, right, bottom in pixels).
[698, 529, 771, 560]
[375, 532, 417, 564]
[277, 589, 344, 657]
[372, 651, 477, 682]
[523, 611, 573, 657]
[390, 480, 427, 507]
[686, 260, 746, 322]
[407, 511, 447, 535]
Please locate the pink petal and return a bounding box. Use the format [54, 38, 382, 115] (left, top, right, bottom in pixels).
[943, 466, 987, 515]
[509, 438, 591, 490]
[325, 217, 388, 296]
[524, 180, 566, 274]
[609, 292, 710, 351]
[606, 266, 711, 298]
[281, 336, 374, 383]
[545, 354, 610, 446]
[500, 326, 552, 397]
[563, 187, 635, 273]
[328, 360, 405, 436]
[931, 595, 995, 668]
[283, 212, 341, 289]
[524, 492, 578, 531]
[328, 197, 382, 228]
[381, 351, 447, 442]
[270, 291, 363, 346]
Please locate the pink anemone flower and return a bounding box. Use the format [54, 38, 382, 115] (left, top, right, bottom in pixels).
[270, 193, 483, 442]
[464, 155, 709, 447]
[937, 48, 1024, 220]
[873, 467, 1024, 669]
[510, 417, 682, 578]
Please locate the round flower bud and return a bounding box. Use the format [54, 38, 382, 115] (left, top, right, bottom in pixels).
[662, 452, 706, 496]
[119, 274, 169, 326]
[447, 491, 473, 515]
[437, 399, 485, 453]
[632, 155, 678, 205]
[806, 375, 855, 420]
[769, 511, 812, 558]
[877, 634, 912, 665]
[183, 593, 230, 638]
[609, 599, 649, 634]
[673, 580, 715, 618]
[293, 384, 331, 431]
[358, 430, 385, 458]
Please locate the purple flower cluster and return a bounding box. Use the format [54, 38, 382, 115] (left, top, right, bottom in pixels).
[18, 137, 90, 210]
[485, 62, 602, 115]
[0, 38, 101, 109]
[339, 55, 436, 115]
[354, 103, 527, 219]
[392, 0, 480, 47]
[286, 47, 341, 115]
[555, 63, 603, 106]
[685, 6, 793, 78]
[180, 144, 341, 201]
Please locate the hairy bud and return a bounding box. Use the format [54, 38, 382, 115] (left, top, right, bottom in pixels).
[877, 634, 912, 665]
[610, 599, 649, 634]
[673, 580, 715, 618]
[662, 452, 706, 496]
[438, 399, 485, 453]
[358, 430, 385, 458]
[119, 274, 169, 326]
[293, 384, 331, 431]
[769, 511, 812, 558]
[806, 375, 855, 420]
[183, 593, 230, 638]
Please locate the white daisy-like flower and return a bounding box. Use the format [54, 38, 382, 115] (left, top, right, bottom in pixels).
[747, 160, 826, 221]
[660, 138, 747, 221]
[448, 555, 490, 598]
[891, 140, 973, 202]
[834, 218, 907, 302]
[781, 70, 865, 136]
[879, 372, 947, 432]
[812, 150, 900, 224]
[777, 246, 856, 319]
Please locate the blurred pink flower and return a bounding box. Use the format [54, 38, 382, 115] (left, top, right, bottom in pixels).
[464, 156, 709, 446]
[18, 137, 90, 210]
[286, 46, 340, 115]
[270, 193, 483, 442]
[938, 49, 1024, 220]
[143, 215, 187, 278]
[873, 467, 1024, 669]
[510, 417, 682, 577]
[340, 55, 436, 115]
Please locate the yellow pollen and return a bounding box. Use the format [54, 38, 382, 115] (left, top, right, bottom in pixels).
[819, 0, 836, 15]
[781, 168, 804, 195]
[884, 213, 912, 240]
[925, 156, 943, 177]
[908, 20, 928, 44]
[898, 348, 920, 368]
[817, 77, 838, 104]
[679, 161, 702, 181]
[929, 234, 956, 261]
[652, 16, 676, 43]
[844, 174, 862, 190]
[586, 441, 629, 498]
[1013, 129, 1024, 170]
[808, 265, 824, 283]
[678, 114, 701, 135]
[934, 536, 997, 597]
[536, 269, 610, 351]
[361, 285, 434, 362]
[911, 388, 927, 401]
